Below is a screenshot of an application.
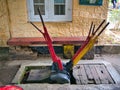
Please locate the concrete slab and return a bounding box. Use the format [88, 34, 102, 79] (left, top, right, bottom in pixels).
[12, 60, 53, 84]
[12, 60, 120, 84]
[26, 66, 51, 82]
[17, 84, 120, 90]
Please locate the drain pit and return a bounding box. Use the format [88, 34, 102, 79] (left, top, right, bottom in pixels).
[20, 66, 76, 84]
[20, 64, 115, 84]
[12, 61, 120, 85]
[21, 66, 51, 84]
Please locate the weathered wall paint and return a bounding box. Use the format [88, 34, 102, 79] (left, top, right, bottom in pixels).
[0, 0, 109, 46]
[0, 0, 10, 47]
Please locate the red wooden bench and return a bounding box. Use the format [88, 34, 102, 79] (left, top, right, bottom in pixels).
[7, 37, 96, 59]
[7, 37, 87, 46]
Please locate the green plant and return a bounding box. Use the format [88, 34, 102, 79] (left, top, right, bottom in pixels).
[109, 10, 120, 22]
[109, 9, 120, 30]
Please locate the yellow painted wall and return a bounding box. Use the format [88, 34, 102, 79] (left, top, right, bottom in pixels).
[0, 0, 10, 47]
[0, 0, 109, 46]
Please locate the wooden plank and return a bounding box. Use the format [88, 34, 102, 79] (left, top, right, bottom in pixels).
[73, 65, 81, 84]
[95, 65, 109, 84]
[100, 65, 115, 84]
[84, 65, 94, 84]
[84, 65, 94, 80]
[78, 65, 88, 85]
[77, 66, 82, 84]
[89, 65, 101, 84]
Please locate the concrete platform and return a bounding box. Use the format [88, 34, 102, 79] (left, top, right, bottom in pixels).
[12, 60, 120, 86]
[1, 54, 120, 90]
[17, 84, 120, 90]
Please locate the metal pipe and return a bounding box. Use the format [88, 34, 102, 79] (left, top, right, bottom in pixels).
[38, 8, 45, 28]
[97, 22, 110, 37]
[30, 22, 44, 34]
[88, 22, 93, 37]
[93, 20, 106, 35]
[92, 24, 95, 35]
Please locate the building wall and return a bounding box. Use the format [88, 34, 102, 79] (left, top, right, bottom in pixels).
[0, 0, 109, 46]
[0, 0, 10, 47]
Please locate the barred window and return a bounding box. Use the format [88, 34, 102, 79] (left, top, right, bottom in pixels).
[54, 0, 65, 15]
[34, 0, 45, 15]
[27, 0, 72, 22]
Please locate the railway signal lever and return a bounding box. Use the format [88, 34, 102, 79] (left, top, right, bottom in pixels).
[30, 8, 70, 84]
[31, 8, 109, 84]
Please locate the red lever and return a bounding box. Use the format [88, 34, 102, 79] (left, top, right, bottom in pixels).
[30, 8, 63, 70]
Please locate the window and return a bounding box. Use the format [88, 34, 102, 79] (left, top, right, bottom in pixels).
[34, 0, 45, 15]
[79, 0, 103, 6]
[27, 0, 72, 22]
[54, 0, 65, 15]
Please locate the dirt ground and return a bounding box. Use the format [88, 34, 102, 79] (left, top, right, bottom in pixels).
[98, 30, 120, 45]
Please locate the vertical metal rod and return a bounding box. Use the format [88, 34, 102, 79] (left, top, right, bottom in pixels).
[93, 20, 106, 35]
[37, 7, 45, 28]
[92, 24, 95, 35]
[88, 22, 93, 37]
